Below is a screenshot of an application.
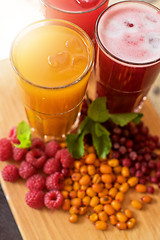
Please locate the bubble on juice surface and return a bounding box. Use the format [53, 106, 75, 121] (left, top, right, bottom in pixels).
[75, 0, 98, 8]
[65, 38, 83, 53]
[146, 33, 160, 51]
[48, 51, 70, 70]
[71, 56, 88, 71]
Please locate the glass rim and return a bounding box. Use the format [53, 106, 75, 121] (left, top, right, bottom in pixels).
[95, 1, 160, 67]
[40, 0, 109, 14]
[10, 19, 94, 90]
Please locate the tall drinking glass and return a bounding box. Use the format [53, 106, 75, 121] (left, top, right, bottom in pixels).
[40, 0, 109, 40]
[95, 1, 160, 113]
[10, 19, 94, 141]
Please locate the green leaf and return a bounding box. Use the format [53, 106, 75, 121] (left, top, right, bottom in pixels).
[66, 117, 94, 158]
[15, 121, 31, 148]
[109, 112, 143, 127]
[87, 97, 109, 123]
[92, 123, 112, 159]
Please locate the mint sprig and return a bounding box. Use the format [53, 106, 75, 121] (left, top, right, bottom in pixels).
[15, 121, 31, 148]
[66, 97, 143, 159]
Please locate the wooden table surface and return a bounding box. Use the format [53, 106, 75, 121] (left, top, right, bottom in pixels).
[0, 1, 160, 240]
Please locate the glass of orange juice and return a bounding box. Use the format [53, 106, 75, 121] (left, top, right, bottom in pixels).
[10, 19, 94, 141]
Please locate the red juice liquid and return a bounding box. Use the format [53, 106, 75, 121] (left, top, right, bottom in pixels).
[40, 0, 109, 39]
[95, 1, 160, 113]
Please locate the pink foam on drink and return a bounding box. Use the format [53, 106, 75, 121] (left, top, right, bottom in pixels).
[46, 0, 104, 11]
[98, 2, 160, 63]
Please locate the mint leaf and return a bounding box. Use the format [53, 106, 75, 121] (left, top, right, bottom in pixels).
[87, 97, 109, 123]
[66, 117, 94, 158]
[15, 121, 31, 148]
[92, 123, 112, 159]
[66, 133, 85, 159]
[109, 112, 143, 127]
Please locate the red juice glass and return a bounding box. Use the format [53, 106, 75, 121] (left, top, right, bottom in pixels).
[40, 0, 109, 40]
[95, 1, 160, 113]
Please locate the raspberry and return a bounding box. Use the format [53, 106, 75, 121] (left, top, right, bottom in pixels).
[26, 174, 46, 191]
[44, 190, 63, 209]
[25, 190, 44, 209]
[0, 138, 12, 161]
[19, 161, 36, 179]
[8, 126, 20, 144]
[46, 172, 64, 191]
[31, 138, 45, 151]
[45, 140, 60, 158]
[55, 148, 74, 168]
[13, 146, 28, 161]
[43, 158, 61, 175]
[26, 149, 46, 169]
[2, 164, 19, 182]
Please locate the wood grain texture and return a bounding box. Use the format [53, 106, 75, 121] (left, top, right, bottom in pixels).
[0, 0, 160, 239]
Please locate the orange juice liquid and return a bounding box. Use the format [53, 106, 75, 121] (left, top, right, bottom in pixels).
[11, 20, 94, 140]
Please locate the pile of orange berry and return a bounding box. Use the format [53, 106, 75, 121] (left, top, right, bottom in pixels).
[60, 144, 153, 230]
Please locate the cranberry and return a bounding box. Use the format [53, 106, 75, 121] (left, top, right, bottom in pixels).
[135, 170, 143, 178]
[126, 140, 133, 148]
[147, 186, 154, 194]
[139, 177, 146, 185]
[129, 167, 136, 176]
[129, 151, 137, 161]
[122, 158, 132, 167]
[119, 146, 127, 155]
[151, 176, 158, 184]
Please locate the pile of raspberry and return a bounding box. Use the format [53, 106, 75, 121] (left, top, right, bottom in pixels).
[0, 126, 74, 210]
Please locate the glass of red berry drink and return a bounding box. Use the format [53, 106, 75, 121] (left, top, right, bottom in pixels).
[95, 1, 160, 113]
[40, 0, 109, 40]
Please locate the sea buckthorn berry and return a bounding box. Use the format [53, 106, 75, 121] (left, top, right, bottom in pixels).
[92, 183, 103, 193]
[116, 212, 128, 223]
[87, 146, 96, 154]
[100, 196, 112, 205]
[89, 213, 98, 222]
[111, 200, 122, 211]
[135, 184, 147, 193]
[113, 166, 122, 174]
[81, 185, 88, 191]
[90, 196, 100, 207]
[124, 209, 132, 218]
[109, 215, 117, 225]
[93, 204, 103, 213]
[95, 221, 108, 230]
[115, 192, 124, 203]
[116, 175, 126, 184]
[127, 218, 136, 229]
[101, 174, 113, 184]
[70, 198, 82, 207]
[104, 204, 115, 215]
[98, 211, 108, 222]
[69, 206, 79, 215]
[77, 190, 85, 199]
[141, 195, 152, 204]
[98, 189, 109, 198]
[60, 142, 67, 148]
[69, 190, 77, 199]
[61, 190, 69, 199]
[63, 185, 73, 192]
[94, 159, 100, 167]
[121, 166, 130, 178]
[80, 165, 88, 175]
[92, 174, 101, 183]
[73, 182, 80, 191]
[116, 222, 127, 230]
[105, 183, 113, 189]
[87, 165, 96, 175]
[128, 177, 138, 187]
[69, 214, 78, 223]
[79, 174, 91, 185]
[114, 182, 120, 189]
[62, 199, 71, 211]
[109, 188, 118, 198]
[64, 178, 72, 186]
[82, 196, 91, 206]
[119, 183, 129, 193]
[108, 159, 119, 167]
[131, 200, 142, 210]
[100, 164, 112, 174]
[86, 187, 96, 197]
[85, 153, 96, 164]
[79, 206, 87, 215]
[71, 173, 81, 181]
[74, 161, 81, 170]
